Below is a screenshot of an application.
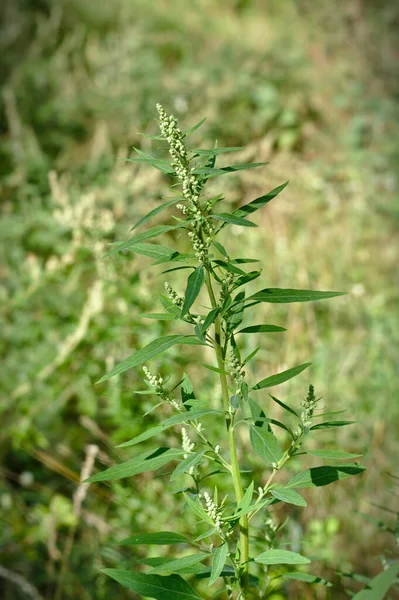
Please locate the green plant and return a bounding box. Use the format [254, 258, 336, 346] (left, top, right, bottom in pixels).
[87, 105, 366, 599]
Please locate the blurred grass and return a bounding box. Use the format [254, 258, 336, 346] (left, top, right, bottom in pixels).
[1, 0, 398, 598]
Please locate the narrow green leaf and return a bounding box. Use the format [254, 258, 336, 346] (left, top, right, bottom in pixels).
[201, 307, 219, 332]
[242, 347, 260, 366]
[306, 450, 362, 459]
[285, 464, 366, 489]
[199, 363, 230, 376]
[233, 271, 261, 290]
[120, 532, 189, 546]
[252, 363, 311, 391]
[97, 335, 198, 383]
[211, 213, 257, 228]
[226, 290, 245, 332]
[209, 544, 229, 586]
[213, 259, 246, 275]
[193, 147, 243, 156]
[247, 288, 345, 304]
[140, 557, 205, 574]
[181, 265, 205, 317]
[129, 148, 175, 174]
[148, 553, 210, 575]
[102, 570, 202, 599]
[250, 425, 284, 464]
[192, 162, 267, 178]
[142, 313, 176, 321]
[105, 224, 186, 257]
[184, 117, 207, 137]
[181, 372, 196, 406]
[283, 572, 332, 586]
[232, 481, 254, 518]
[271, 488, 307, 507]
[130, 199, 181, 231]
[310, 421, 356, 430]
[183, 493, 214, 525]
[171, 451, 205, 481]
[86, 447, 183, 483]
[270, 395, 299, 418]
[255, 550, 310, 566]
[238, 324, 286, 334]
[118, 409, 220, 448]
[233, 182, 289, 218]
[124, 243, 176, 261]
[352, 562, 399, 600]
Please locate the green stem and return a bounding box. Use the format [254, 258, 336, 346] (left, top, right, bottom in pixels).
[205, 270, 249, 598]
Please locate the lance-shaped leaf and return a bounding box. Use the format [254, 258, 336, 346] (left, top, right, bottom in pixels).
[250, 425, 283, 464]
[181, 265, 205, 317]
[306, 450, 362, 459]
[128, 148, 175, 174]
[125, 243, 177, 261]
[103, 570, 202, 600]
[246, 288, 345, 305]
[237, 324, 286, 334]
[270, 394, 299, 417]
[252, 363, 311, 391]
[86, 447, 184, 483]
[310, 420, 356, 430]
[283, 572, 332, 587]
[97, 335, 202, 383]
[285, 464, 366, 489]
[211, 213, 257, 228]
[230, 481, 254, 519]
[130, 199, 182, 231]
[171, 451, 206, 481]
[255, 550, 310, 566]
[271, 488, 307, 507]
[193, 147, 243, 156]
[118, 409, 220, 448]
[184, 116, 207, 137]
[183, 493, 214, 525]
[105, 223, 186, 257]
[232, 182, 289, 218]
[120, 532, 189, 546]
[140, 557, 206, 574]
[209, 544, 229, 586]
[148, 553, 210, 575]
[352, 562, 399, 600]
[226, 290, 245, 332]
[192, 162, 267, 178]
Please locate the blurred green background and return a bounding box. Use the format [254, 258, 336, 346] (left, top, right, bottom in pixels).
[1, 0, 398, 598]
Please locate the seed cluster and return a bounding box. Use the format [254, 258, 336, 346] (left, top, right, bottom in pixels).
[164, 282, 183, 307]
[156, 103, 214, 264]
[219, 273, 235, 306]
[227, 347, 244, 396]
[181, 427, 195, 457]
[203, 491, 223, 533]
[300, 384, 318, 428]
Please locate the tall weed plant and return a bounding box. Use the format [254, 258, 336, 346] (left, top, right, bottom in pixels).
[88, 106, 367, 599]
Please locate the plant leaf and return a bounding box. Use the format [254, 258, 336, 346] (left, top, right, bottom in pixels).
[285, 464, 366, 489]
[271, 488, 307, 507]
[183, 493, 214, 525]
[209, 544, 229, 586]
[102, 570, 202, 599]
[104, 224, 186, 257]
[252, 363, 311, 390]
[181, 265, 205, 317]
[192, 162, 267, 178]
[270, 395, 299, 417]
[184, 117, 207, 137]
[125, 243, 177, 261]
[250, 425, 284, 464]
[148, 553, 210, 575]
[120, 532, 189, 546]
[283, 572, 332, 586]
[306, 450, 362, 459]
[231, 481, 254, 519]
[247, 288, 345, 304]
[237, 324, 286, 334]
[130, 199, 181, 231]
[254, 550, 310, 565]
[171, 451, 205, 481]
[211, 213, 257, 228]
[142, 312, 176, 321]
[97, 335, 200, 383]
[86, 447, 183, 483]
[310, 421, 356, 430]
[232, 182, 289, 218]
[118, 409, 220, 448]
[193, 147, 243, 156]
[352, 562, 399, 600]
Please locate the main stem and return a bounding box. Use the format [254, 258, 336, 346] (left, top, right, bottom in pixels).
[205, 271, 249, 598]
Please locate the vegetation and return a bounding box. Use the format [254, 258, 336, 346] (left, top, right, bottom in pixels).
[1, 1, 398, 599]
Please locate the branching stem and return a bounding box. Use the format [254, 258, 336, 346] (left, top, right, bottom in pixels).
[205, 270, 249, 598]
